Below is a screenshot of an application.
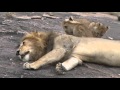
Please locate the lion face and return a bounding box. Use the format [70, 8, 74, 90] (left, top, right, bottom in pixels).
[62, 22, 74, 35]
[89, 22, 109, 37]
[16, 38, 45, 62]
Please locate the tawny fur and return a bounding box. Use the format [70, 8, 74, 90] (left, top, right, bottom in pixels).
[16, 31, 120, 74]
[62, 16, 109, 37]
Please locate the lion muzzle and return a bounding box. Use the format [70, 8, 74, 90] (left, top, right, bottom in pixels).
[16, 50, 30, 61]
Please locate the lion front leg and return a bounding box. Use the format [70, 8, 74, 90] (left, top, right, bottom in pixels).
[56, 57, 82, 74]
[23, 48, 66, 70]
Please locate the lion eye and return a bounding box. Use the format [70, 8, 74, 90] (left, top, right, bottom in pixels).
[23, 41, 25, 45]
[64, 26, 68, 29]
[23, 42, 25, 45]
[20, 41, 25, 47]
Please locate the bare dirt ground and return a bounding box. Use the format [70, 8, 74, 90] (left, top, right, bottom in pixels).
[1, 12, 120, 78]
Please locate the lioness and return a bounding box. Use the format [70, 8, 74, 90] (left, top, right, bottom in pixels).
[62, 16, 109, 37]
[16, 31, 120, 74]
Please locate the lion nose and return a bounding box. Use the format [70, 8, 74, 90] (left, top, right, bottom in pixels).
[16, 50, 20, 55]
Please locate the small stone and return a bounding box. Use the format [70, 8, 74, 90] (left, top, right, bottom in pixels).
[118, 74, 120, 76]
[108, 37, 113, 40]
[10, 58, 12, 61]
[21, 75, 24, 78]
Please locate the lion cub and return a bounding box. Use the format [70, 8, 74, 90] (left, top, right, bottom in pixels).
[62, 16, 109, 37]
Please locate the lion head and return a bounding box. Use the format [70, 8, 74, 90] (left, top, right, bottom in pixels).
[62, 16, 84, 35]
[16, 32, 49, 62]
[89, 22, 109, 37]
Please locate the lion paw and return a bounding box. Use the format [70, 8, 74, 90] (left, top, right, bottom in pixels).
[23, 62, 32, 69]
[23, 62, 39, 70]
[56, 62, 66, 75]
[23, 62, 38, 70]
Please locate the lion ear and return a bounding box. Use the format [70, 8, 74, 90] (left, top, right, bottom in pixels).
[96, 22, 101, 26]
[38, 32, 48, 41]
[69, 16, 73, 21]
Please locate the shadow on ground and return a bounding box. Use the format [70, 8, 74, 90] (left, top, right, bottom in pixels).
[1, 12, 120, 78]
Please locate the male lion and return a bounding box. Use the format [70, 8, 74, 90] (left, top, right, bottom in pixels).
[16, 31, 120, 74]
[62, 16, 109, 37]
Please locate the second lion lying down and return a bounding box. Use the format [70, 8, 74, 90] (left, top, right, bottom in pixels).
[16, 31, 120, 74]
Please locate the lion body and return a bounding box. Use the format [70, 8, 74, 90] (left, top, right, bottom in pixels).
[62, 17, 109, 37]
[16, 31, 120, 74]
